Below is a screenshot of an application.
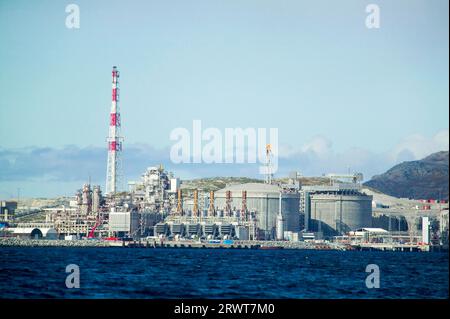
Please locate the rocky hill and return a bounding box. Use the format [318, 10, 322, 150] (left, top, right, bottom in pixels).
[364, 151, 449, 200]
[180, 176, 329, 192]
[180, 177, 263, 192]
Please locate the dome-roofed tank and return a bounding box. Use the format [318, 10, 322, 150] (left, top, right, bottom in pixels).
[215, 183, 300, 240]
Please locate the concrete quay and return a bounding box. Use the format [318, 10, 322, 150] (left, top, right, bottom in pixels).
[352, 242, 431, 252]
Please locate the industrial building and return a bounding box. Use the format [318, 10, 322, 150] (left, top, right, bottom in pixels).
[149, 178, 302, 241]
[155, 185, 258, 240]
[0, 67, 392, 245]
[109, 210, 139, 237]
[128, 165, 179, 214]
[153, 218, 249, 240]
[348, 228, 390, 243]
[7, 223, 58, 240]
[37, 68, 304, 242]
[440, 209, 449, 245]
[301, 174, 373, 238]
[1, 201, 17, 222]
[214, 183, 300, 240]
[45, 183, 106, 237]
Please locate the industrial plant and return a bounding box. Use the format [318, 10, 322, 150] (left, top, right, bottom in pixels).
[301, 174, 372, 238]
[1, 66, 448, 251]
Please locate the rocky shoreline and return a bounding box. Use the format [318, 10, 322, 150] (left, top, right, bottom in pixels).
[0, 237, 347, 250]
[0, 238, 113, 248]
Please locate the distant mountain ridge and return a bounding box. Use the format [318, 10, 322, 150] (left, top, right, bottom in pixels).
[364, 151, 449, 200]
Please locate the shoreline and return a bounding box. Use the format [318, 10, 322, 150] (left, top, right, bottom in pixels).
[1, 238, 446, 252]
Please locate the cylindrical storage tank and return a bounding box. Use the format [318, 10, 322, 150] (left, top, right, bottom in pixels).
[92, 185, 102, 212]
[281, 192, 300, 233]
[276, 214, 284, 240]
[309, 193, 372, 236]
[215, 183, 300, 240]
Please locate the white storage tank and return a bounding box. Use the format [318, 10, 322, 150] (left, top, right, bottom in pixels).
[276, 213, 284, 240]
[308, 192, 372, 236]
[215, 183, 300, 240]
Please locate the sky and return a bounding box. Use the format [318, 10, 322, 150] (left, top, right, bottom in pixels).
[0, 0, 448, 198]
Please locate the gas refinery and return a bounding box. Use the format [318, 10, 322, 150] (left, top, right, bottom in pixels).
[1, 66, 448, 251]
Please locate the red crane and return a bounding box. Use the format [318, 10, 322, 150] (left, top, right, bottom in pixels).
[87, 218, 101, 239]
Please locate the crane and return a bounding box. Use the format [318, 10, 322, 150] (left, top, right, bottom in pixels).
[87, 217, 102, 239]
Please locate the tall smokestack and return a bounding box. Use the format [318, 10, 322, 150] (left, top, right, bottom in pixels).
[106, 66, 123, 195]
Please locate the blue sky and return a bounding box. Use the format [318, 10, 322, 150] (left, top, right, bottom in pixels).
[0, 0, 448, 198]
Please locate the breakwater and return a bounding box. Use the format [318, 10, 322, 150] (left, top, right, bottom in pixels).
[0, 238, 112, 248]
[0, 238, 344, 250]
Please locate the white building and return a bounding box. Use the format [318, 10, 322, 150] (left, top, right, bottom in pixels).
[422, 217, 430, 245]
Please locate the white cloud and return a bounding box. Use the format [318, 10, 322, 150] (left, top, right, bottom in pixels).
[276, 129, 449, 180]
[1, 129, 448, 197]
[300, 135, 333, 158]
[387, 129, 449, 163]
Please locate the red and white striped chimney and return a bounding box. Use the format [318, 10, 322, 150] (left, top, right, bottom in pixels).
[106, 66, 123, 194]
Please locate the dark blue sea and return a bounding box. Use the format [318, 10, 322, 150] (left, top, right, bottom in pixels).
[0, 247, 448, 299]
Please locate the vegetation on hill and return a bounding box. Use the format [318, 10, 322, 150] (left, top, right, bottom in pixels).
[364, 151, 449, 200]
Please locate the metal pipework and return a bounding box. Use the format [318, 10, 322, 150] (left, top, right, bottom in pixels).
[208, 191, 215, 217]
[193, 190, 199, 217]
[225, 190, 232, 217]
[177, 189, 183, 216]
[241, 190, 247, 221]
